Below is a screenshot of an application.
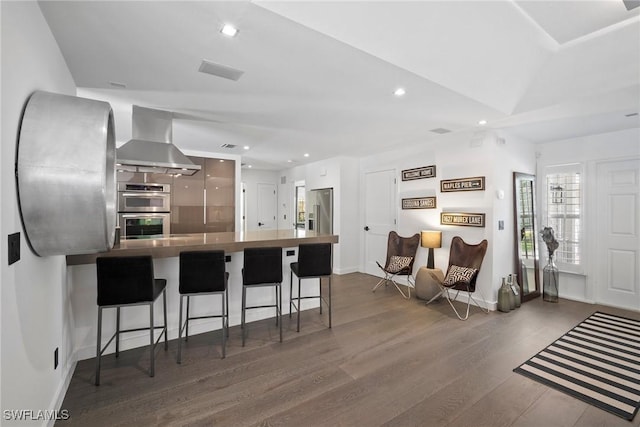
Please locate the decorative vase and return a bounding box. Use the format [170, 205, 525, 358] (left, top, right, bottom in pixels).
[498, 277, 512, 313]
[509, 274, 521, 308]
[543, 255, 559, 302]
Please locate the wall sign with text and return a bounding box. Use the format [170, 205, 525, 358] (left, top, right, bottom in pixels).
[440, 212, 486, 227]
[402, 165, 436, 181]
[401, 196, 437, 210]
[440, 176, 485, 192]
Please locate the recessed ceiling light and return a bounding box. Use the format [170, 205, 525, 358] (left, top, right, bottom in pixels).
[287, 160, 292, 163]
[303, 153, 310, 157]
[478, 119, 488, 125]
[109, 81, 127, 89]
[393, 88, 406, 97]
[243, 145, 250, 150]
[248, 165, 252, 168]
[220, 24, 238, 37]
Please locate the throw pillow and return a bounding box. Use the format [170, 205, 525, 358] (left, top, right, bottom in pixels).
[443, 265, 477, 286]
[387, 255, 413, 273]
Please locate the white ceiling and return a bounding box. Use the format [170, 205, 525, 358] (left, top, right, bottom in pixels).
[38, 1, 640, 170]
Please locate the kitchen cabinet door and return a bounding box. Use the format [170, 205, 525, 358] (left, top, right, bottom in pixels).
[205, 158, 235, 232]
[171, 156, 205, 234]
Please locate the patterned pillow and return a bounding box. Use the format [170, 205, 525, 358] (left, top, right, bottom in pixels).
[387, 255, 413, 273]
[443, 265, 478, 286]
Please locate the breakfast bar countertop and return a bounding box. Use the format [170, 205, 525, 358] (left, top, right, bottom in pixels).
[66, 230, 339, 266]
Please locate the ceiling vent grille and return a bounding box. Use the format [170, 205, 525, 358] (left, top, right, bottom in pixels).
[198, 59, 244, 81]
[220, 143, 237, 149]
[430, 128, 452, 134]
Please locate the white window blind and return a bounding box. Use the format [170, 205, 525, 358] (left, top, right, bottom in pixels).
[544, 164, 582, 269]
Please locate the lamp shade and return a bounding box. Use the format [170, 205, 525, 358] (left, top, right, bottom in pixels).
[421, 230, 442, 248]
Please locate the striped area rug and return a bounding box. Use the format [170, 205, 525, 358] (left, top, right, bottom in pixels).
[514, 311, 640, 420]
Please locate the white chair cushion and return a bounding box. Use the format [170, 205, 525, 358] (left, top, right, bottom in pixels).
[443, 265, 477, 286]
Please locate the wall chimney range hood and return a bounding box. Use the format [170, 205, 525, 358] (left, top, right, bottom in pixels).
[116, 105, 201, 175]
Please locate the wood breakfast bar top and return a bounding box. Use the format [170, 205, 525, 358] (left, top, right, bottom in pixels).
[66, 229, 339, 265]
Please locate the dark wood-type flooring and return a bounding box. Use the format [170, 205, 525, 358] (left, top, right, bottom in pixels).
[58, 272, 640, 426]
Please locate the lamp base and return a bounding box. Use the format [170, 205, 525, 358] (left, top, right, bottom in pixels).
[427, 248, 435, 269]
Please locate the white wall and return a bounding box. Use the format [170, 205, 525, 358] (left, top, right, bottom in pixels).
[536, 128, 640, 303]
[278, 156, 360, 274]
[1, 2, 77, 425]
[359, 129, 537, 307]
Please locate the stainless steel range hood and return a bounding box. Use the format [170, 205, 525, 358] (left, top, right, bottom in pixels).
[116, 105, 201, 175]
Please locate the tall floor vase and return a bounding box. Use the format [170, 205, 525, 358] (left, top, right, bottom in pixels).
[543, 255, 559, 302]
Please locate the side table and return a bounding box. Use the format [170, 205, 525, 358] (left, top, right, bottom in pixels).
[415, 267, 444, 301]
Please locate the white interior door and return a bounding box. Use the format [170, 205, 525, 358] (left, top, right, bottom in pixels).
[257, 183, 277, 230]
[595, 159, 640, 309]
[364, 169, 396, 276]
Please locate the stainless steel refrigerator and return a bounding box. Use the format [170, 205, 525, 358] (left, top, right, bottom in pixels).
[308, 188, 333, 234]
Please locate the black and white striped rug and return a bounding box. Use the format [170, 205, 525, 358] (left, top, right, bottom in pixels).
[514, 311, 640, 420]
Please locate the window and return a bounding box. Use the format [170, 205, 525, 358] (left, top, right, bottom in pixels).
[544, 164, 582, 270]
[295, 185, 305, 230]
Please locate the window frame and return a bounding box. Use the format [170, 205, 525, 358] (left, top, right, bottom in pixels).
[542, 163, 584, 275]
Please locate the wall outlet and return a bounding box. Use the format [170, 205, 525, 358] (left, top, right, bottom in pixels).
[54, 347, 59, 370]
[225, 255, 231, 262]
[498, 220, 504, 230]
[8, 232, 20, 265]
[286, 250, 295, 256]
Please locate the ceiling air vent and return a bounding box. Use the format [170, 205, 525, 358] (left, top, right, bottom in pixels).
[430, 128, 451, 134]
[220, 143, 237, 149]
[198, 59, 244, 81]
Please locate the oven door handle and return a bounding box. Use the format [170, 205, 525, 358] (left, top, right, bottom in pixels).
[120, 214, 168, 218]
[120, 192, 169, 197]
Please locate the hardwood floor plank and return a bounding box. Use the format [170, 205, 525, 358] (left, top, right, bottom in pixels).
[56, 273, 640, 427]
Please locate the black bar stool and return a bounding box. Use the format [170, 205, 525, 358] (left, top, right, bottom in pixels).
[177, 250, 229, 363]
[290, 243, 333, 332]
[241, 247, 283, 346]
[95, 256, 167, 386]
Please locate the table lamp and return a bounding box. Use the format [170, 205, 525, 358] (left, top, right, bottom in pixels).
[421, 230, 442, 269]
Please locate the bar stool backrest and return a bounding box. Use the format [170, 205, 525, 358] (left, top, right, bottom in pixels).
[243, 247, 282, 285]
[297, 243, 332, 277]
[179, 250, 227, 294]
[96, 256, 155, 306]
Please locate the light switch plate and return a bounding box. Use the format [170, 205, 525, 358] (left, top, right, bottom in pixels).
[8, 232, 20, 265]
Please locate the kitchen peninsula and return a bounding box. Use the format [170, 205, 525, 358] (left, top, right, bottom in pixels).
[66, 229, 338, 265]
[66, 229, 339, 361]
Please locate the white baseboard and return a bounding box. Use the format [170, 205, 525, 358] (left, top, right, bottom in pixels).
[47, 355, 77, 426]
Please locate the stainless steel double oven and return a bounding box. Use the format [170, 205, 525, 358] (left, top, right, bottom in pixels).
[117, 182, 170, 239]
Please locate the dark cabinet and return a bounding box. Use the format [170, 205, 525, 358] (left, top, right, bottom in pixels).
[205, 158, 235, 232]
[171, 156, 235, 234]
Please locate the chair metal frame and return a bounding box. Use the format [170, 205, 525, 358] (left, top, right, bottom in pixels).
[425, 236, 490, 320]
[177, 289, 228, 363]
[95, 255, 168, 386]
[290, 243, 333, 332]
[177, 251, 229, 363]
[95, 291, 167, 386]
[371, 231, 420, 299]
[241, 247, 283, 346]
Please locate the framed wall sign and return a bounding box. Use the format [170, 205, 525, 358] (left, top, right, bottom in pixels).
[401, 196, 437, 210]
[440, 212, 486, 227]
[402, 165, 436, 181]
[440, 176, 485, 192]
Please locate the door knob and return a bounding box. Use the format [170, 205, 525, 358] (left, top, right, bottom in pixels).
[364, 226, 370, 231]
[258, 222, 264, 226]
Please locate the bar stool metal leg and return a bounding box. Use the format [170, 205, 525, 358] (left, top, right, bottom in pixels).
[297, 277, 302, 333]
[242, 285, 247, 346]
[149, 301, 155, 378]
[163, 289, 168, 350]
[328, 276, 332, 328]
[95, 307, 103, 386]
[178, 295, 184, 364]
[115, 306, 120, 357]
[221, 292, 226, 358]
